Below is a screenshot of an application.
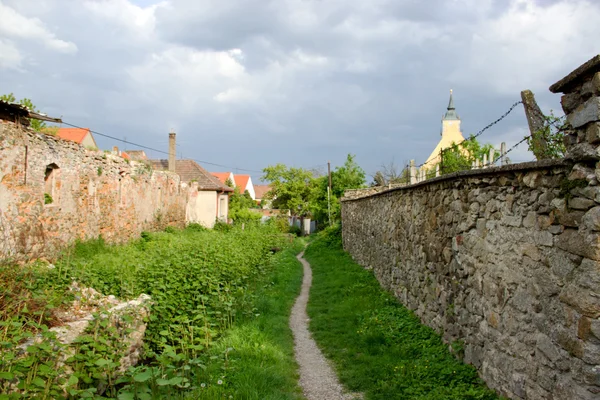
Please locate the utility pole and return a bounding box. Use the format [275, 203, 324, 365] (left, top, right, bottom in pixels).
[327, 161, 332, 226]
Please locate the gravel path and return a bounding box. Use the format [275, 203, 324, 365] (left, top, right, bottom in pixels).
[290, 251, 361, 400]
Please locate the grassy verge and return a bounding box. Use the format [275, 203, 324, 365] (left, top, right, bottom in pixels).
[304, 229, 499, 400]
[187, 239, 305, 400]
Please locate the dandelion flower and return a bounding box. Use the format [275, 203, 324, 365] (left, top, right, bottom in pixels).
[201, 383, 206, 388]
[217, 380, 223, 385]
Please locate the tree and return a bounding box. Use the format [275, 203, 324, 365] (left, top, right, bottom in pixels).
[1, 93, 46, 131]
[438, 135, 498, 175]
[262, 164, 315, 217]
[310, 154, 366, 225]
[371, 159, 410, 186]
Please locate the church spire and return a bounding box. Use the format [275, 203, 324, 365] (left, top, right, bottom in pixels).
[443, 89, 459, 121]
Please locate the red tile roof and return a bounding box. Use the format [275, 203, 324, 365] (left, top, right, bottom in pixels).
[235, 174, 250, 193]
[121, 151, 130, 160]
[212, 172, 233, 185]
[254, 184, 272, 199]
[57, 127, 90, 144]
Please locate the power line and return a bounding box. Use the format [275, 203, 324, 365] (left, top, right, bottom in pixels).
[61, 121, 264, 173]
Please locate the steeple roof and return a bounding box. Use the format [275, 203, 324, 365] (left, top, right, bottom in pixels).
[443, 89, 459, 121]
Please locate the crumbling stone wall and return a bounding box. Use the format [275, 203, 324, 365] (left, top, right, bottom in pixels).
[341, 56, 600, 400]
[0, 121, 187, 261]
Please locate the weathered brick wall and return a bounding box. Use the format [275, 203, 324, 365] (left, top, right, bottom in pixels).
[0, 121, 188, 261]
[341, 56, 600, 400]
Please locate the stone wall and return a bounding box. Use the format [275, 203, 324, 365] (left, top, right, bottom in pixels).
[341, 56, 600, 400]
[0, 121, 189, 262]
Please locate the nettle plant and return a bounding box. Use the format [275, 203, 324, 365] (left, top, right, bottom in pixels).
[1, 224, 289, 399]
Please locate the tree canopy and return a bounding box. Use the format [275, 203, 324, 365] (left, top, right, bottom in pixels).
[261, 164, 314, 217]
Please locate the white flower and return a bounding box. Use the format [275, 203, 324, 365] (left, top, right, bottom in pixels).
[201, 383, 206, 388]
[217, 380, 223, 385]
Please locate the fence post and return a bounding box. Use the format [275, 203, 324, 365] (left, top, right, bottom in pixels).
[435, 164, 440, 177]
[500, 142, 507, 166]
[410, 160, 417, 184]
[489, 147, 495, 167]
[483, 154, 488, 168]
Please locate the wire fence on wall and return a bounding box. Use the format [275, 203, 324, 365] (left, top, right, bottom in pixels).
[394, 100, 568, 186]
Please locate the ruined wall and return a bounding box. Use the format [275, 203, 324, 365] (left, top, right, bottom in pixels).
[0, 121, 188, 261]
[341, 56, 600, 400]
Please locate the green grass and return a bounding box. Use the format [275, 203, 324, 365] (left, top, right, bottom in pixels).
[187, 240, 306, 399]
[304, 233, 500, 400]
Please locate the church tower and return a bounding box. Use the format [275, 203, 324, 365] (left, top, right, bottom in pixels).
[424, 90, 466, 166]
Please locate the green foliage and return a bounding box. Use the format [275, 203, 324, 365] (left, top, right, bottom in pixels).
[310, 154, 366, 225]
[304, 237, 500, 399]
[1, 226, 295, 398]
[44, 193, 53, 205]
[0, 93, 47, 131]
[97, 167, 103, 176]
[439, 136, 498, 175]
[229, 187, 261, 223]
[262, 164, 314, 217]
[526, 112, 566, 159]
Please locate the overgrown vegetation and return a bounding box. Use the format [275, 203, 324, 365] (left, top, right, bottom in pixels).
[0, 225, 304, 399]
[525, 112, 566, 159]
[304, 228, 500, 400]
[438, 136, 498, 175]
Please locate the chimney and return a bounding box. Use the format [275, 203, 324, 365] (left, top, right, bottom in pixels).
[168, 131, 176, 172]
[113, 146, 119, 155]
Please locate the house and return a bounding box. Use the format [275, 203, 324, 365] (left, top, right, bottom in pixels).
[212, 172, 236, 188]
[233, 174, 255, 200]
[148, 133, 232, 228]
[125, 150, 148, 161]
[57, 127, 98, 150]
[253, 184, 272, 207]
[424, 90, 466, 167]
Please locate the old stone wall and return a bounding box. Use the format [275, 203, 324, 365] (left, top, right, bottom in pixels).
[341, 56, 600, 400]
[0, 121, 189, 261]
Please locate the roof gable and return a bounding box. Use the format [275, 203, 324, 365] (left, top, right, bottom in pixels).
[254, 184, 272, 199]
[234, 174, 250, 192]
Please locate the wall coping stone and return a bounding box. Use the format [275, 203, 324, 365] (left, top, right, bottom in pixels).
[550, 54, 600, 94]
[342, 159, 572, 202]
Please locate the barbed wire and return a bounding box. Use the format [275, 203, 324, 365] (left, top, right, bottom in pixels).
[492, 136, 529, 165]
[404, 100, 525, 174]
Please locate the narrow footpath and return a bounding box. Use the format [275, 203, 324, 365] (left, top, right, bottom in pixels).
[290, 251, 361, 400]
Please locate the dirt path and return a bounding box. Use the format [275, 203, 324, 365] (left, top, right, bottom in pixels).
[290, 251, 361, 400]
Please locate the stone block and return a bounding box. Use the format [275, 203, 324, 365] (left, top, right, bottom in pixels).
[559, 258, 600, 318]
[556, 209, 585, 227]
[503, 214, 522, 227]
[523, 171, 543, 188]
[562, 92, 583, 114]
[569, 196, 596, 210]
[567, 97, 600, 129]
[583, 207, 600, 231]
[534, 231, 554, 247]
[567, 143, 599, 161]
[586, 122, 600, 144]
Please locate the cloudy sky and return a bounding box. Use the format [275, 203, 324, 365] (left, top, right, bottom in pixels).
[1, 0, 598, 182]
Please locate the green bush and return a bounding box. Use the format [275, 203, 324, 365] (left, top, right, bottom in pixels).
[288, 225, 302, 237]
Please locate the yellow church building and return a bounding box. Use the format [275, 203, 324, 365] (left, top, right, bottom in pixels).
[424, 90, 466, 166]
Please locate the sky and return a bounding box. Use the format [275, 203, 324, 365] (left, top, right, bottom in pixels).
[0, 0, 598, 183]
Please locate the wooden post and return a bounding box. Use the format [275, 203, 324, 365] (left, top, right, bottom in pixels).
[489, 147, 495, 167]
[500, 142, 507, 166]
[410, 160, 416, 184]
[435, 164, 440, 177]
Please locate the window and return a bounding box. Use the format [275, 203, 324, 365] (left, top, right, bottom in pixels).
[44, 163, 59, 205]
